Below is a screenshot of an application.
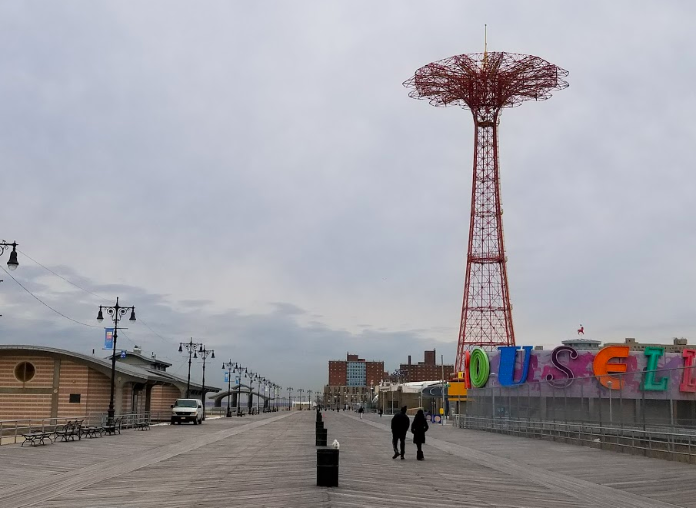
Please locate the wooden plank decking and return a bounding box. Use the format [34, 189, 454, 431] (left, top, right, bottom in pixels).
[0, 410, 695, 507]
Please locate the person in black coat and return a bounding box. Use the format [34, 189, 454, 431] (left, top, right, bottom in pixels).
[411, 409, 429, 460]
[391, 406, 410, 459]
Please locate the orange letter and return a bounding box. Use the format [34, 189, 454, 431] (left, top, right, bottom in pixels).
[593, 346, 629, 389]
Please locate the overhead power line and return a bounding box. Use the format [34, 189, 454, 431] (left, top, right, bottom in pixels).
[16, 248, 174, 346]
[0, 265, 98, 328]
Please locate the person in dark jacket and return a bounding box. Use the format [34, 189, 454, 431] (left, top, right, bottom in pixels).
[411, 409, 429, 461]
[358, 406, 364, 419]
[391, 406, 410, 459]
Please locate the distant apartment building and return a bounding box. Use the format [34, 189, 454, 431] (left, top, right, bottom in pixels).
[328, 353, 384, 387]
[325, 353, 385, 408]
[398, 349, 454, 382]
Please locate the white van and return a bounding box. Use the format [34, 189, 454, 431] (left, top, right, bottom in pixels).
[171, 398, 203, 425]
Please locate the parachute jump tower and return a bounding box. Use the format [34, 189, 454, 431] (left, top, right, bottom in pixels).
[404, 40, 568, 375]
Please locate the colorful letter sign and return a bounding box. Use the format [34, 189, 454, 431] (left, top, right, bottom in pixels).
[643, 347, 668, 391]
[592, 346, 629, 389]
[469, 348, 490, 388]
[498, 346, 533, 386]
[680, 349, 696, 393]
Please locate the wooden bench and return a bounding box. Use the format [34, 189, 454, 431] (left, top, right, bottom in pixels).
[21, 431, 53, 446]
[104, 417, 122, 436]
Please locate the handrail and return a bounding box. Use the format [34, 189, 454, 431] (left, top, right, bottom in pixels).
[453, 414, 696, 462]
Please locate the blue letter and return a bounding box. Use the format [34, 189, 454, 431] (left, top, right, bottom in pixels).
[498, 346, 533, 386]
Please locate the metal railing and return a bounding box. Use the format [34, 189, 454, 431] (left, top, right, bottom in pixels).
[454, 414, 696, 463]
[455, 365, 696, 462]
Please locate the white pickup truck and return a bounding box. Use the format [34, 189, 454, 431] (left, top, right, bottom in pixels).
[170, 398, 203, 425]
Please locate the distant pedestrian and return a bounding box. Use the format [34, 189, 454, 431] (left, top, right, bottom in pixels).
[358, 406, 364, 419]
[411, 409, 429, 461]
[378, 408, 383, 418]
[391, 406, 410, 460]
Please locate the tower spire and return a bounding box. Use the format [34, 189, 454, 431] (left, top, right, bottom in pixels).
[483, 24, 488, 66]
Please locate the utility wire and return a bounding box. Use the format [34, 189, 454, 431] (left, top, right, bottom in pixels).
[0, 265, 99, 328]
[17, 248, 105, 300]
[17, 248, 175, 347]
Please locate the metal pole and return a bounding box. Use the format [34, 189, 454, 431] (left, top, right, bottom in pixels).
[391, 383, 394, 414]
[237, 370, 242, 416]
[608, 380, 613, 424]
[186, 340, 192, 398]
[227, 365, 232, 417]
[107, 298, 120, 423]
[441, 354, 445, 424]
[202, 355, 206, 420]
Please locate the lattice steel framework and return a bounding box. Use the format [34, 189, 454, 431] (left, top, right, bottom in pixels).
[404, 51, 568, 374]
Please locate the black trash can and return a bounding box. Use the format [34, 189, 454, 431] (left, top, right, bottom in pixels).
[317, 446, 339, 487]
[316, 428, 327, 446]
[316, 410, 323, 423]
[316, 421, 324, 432]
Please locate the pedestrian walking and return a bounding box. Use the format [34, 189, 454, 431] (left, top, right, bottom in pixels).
[378, 408, 383, 418]
[411, 408, 429, 461]
[391, 406, 410, 460]
[358, 406, 364, 419]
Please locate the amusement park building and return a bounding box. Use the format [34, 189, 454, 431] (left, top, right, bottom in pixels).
[0, 345, 220, 421]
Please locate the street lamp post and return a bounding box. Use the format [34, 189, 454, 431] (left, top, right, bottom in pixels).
[298, 388, 305, 411]
[288, 387, 293, 411]
[236, 366, 246, 416]
[257, 377, 264, 415]
[178, 338, 203, 398]
[248, 373, 258, 414]
[308, 390, 313, 410]
[608, 380, 613, 424]
[199, 347, 214, 420]
[222, 360, 235, 417]
[96, 297, 136, 424]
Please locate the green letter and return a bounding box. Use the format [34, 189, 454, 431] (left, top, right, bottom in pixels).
[643, 346, 668, 391]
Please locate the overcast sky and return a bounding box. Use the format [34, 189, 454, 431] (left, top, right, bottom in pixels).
[1, 1, 695, 391]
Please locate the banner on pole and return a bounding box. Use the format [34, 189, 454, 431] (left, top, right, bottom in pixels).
[103, 328, 114, 350]
[224, 372, 229, 383]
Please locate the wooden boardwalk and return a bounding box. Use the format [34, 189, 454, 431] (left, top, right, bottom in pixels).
[0, 411, 695, 507]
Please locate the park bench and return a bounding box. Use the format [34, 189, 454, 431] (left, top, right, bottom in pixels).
[134, 416, 150, 431]
[80, 424, 105, 438]
[54, 420, 83, 442]
[104, 417, 122, 435]
[21, 430, 53, 446]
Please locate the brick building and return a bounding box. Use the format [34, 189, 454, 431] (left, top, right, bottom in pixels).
[328, 353, 385, 386]
[0, 345, 220, 421]
[325, 353, 385, 408]
[399, 349, 454, 382]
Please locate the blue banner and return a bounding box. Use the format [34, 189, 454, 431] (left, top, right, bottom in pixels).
[224, 372, 229, 383]
[103, 328, 114, 350]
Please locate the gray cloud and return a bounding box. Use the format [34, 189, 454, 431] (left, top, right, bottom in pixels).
[2, 1, 695, 389]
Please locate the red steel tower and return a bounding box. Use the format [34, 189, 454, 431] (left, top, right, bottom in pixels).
[404, 49, 568, 374]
